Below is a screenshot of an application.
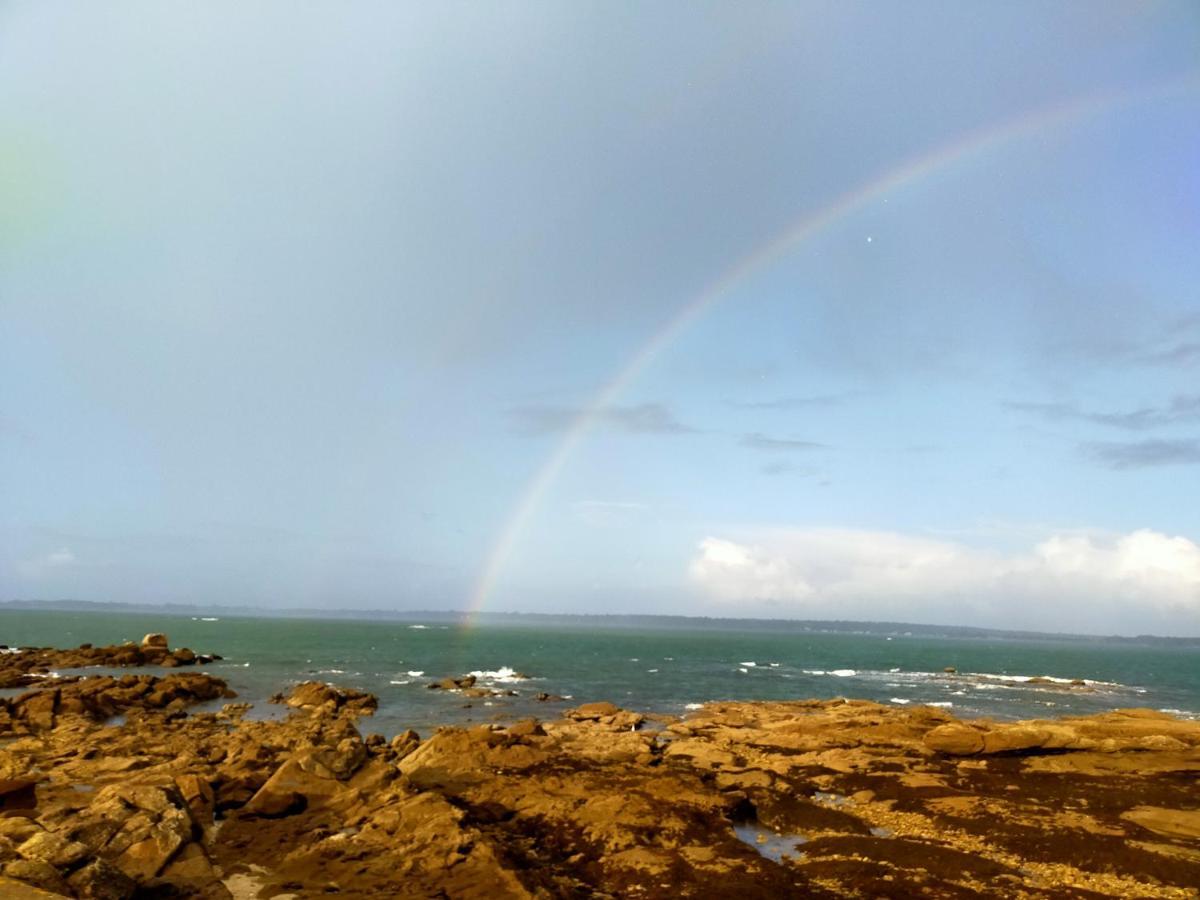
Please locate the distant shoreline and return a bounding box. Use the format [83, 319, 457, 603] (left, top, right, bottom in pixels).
[2, 598, 1197, 646]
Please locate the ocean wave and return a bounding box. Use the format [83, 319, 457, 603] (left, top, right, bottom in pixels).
[408, 625, 428, 630]
[969, 672, 1122, 688]
[829, 669, 857, 677]
[740, 661, 757, 667]
[466, 666, 528, 683]
[684, 702, 705, 710]
[389, 680, 410, 685]
[406, 670, 424, 677]
[889, 698, 910, 705]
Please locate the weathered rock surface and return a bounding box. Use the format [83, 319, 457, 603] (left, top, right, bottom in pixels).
[0, 673, 233, 734]
[0, 636, 221, 689]
[1, 648, 1198, 899]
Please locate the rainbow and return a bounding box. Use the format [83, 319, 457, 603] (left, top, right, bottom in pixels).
[465, 72, 1199, 620]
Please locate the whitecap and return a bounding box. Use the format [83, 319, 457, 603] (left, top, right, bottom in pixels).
[889, 667, 900, 673]
[739, 661, 757, 667]
[466, 666, 528, 683]
[389, 680, 410, 685]
[803, 670, 826, 675]
[970, 672, 1121, 688]
[829, 669, 856, 677]
[927, 701, 953, 708]
[889, 698, 910, 705]
[408, 625, 428, 630]
[406, 670, 424, 677]
[738, 668, 749, 674]
[201, 617, 219, 622]
[684, 702, 704, 710]
[647, 668, 658, 674]
[769, 662, 780, 668]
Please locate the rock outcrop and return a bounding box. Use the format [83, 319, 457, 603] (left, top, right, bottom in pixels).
[0, 650, 1198, 898]
[0, 636, 221, 689]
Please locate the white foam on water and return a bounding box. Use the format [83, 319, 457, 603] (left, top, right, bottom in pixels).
[803, 670, 826, 675]
[685, 703, 704, 710]
[389, 680, 410, 685]
[408, 625, 428, 630]
[889, 698, 910, 705]
[829, 669, 857, 677]
[647, 668, 658, 673]
[889, 667, 901, 673]
[969, 672, 1122, 688]
[466, 666, 527, 683]
[738, 668, 749, 674]
[406, 670, 424, 677]
[740, 661, 757, 667]
[927, 701, 953, 708]
[200, 617, 219, 622]
[769, 662, 780, 668]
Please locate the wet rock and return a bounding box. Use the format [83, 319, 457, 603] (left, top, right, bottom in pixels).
[141, 634, 168, 650]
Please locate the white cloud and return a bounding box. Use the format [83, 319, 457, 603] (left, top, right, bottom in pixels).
[690, 528, 1200, 634]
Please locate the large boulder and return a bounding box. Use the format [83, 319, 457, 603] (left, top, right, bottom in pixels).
[140, 634, 168, 651]
[923, 723, 985, 755]
[282, 682, 378, 716]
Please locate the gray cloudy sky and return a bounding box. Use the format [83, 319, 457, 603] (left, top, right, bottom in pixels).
[2, 2, 1199, 634]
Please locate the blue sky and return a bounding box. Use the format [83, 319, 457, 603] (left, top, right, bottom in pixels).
[2, 2, 1199, 634]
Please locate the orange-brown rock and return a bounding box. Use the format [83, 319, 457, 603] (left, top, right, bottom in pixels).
[276, 681, 379, 716]
[0, 637, 220, 690]
[1, 650, 1199, 899]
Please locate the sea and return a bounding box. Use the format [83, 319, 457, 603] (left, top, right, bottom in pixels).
[2, 609, 1198, 739]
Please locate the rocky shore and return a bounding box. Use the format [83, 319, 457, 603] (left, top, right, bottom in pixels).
[0, 637, 1197, 898]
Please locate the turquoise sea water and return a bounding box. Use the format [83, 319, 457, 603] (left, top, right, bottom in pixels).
[2, 610, 1197, 738]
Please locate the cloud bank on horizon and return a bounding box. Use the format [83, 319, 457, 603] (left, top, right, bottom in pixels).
[691, 529, 1200, 635]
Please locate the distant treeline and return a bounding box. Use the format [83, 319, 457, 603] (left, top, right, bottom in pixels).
[2, 599, 1198, 647]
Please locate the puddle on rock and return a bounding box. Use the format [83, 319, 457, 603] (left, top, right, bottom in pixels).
[733, 822, 807, 863]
